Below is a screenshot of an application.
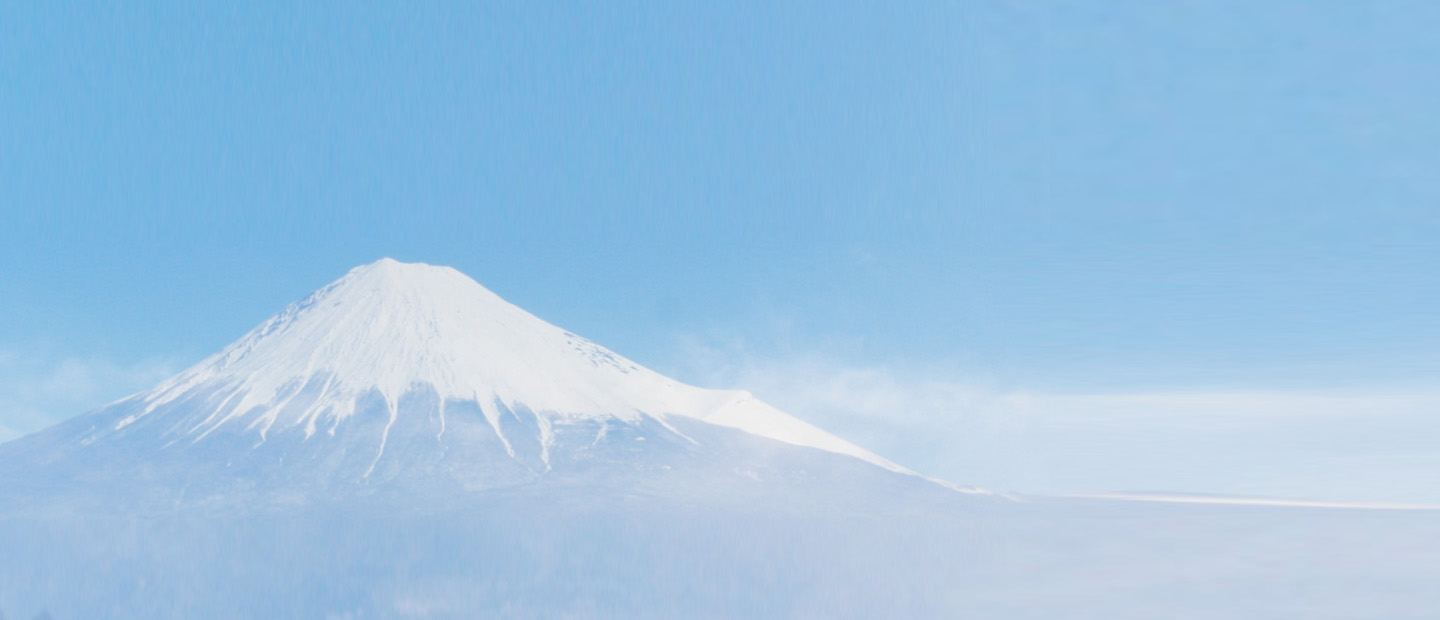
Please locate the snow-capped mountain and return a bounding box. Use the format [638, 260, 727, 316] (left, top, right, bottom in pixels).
[0, 258, 935, 514]
[126, 257, 899, 470]
[3, 260, 1440, 620]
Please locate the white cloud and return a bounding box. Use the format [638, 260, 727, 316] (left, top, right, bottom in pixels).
[0, 350, 179, 442]
[666, 339, 1440, 504]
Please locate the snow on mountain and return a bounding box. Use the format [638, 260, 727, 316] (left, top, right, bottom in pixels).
[101, 258, 902, 473]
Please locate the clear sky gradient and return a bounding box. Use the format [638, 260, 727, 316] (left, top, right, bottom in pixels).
[3, 2, 1437, 501]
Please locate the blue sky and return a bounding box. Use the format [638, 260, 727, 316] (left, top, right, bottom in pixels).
[3, 2, 1438, 501]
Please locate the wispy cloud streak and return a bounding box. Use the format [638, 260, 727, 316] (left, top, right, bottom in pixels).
[0, 350, 178, 442]
[668, 339, 1440, 504]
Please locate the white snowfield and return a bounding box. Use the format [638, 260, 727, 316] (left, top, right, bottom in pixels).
[125, 258, 905, 473]
[1058, 492, 1440, 511]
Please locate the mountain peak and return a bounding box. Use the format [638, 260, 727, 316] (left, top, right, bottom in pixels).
[348, 256, 455, 281]
[108, 260, 903, 473]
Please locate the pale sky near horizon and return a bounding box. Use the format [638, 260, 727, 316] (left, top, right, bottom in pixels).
[3, 3, 1438, 501]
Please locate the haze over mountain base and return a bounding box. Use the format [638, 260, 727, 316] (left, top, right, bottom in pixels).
[3, 498, 1438, 619]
